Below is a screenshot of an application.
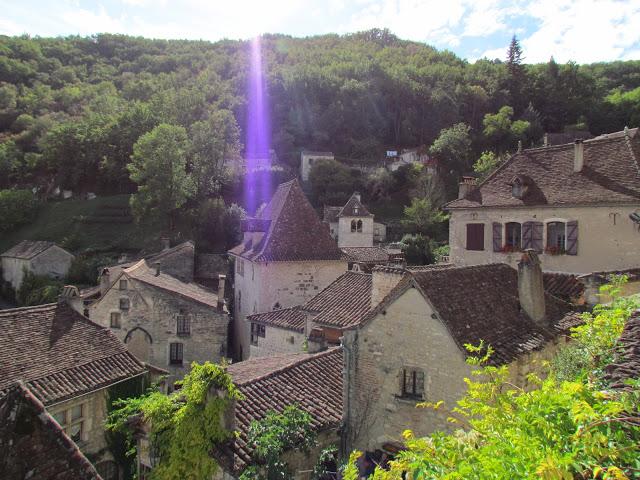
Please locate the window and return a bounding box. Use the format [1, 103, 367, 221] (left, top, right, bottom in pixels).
[466, 223, 485, 251]
[119, 279, 128, 290]
[236, 259, 244, 277]
[176, 314, 190, 336]
[169, 342, 183, 365]
[400, 368, 424, 400]
[505, 222, 522, 249]
[52, 404, 85, 443]
[546, 221, 566, 252]
[250, 323, 265, 345]
[110, 312, 121, 328]
[119, 297, 130, 310]
[351, 220, 357, 232]
[356, 220, 363, 232]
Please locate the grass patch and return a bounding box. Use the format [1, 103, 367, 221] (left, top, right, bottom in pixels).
[0, 195, 152, 254]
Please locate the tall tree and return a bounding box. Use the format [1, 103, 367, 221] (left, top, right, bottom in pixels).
[128, 123, 194, 229]
[506, 35, 527, 114]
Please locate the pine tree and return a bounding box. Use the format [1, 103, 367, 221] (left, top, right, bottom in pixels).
[506, 35, 527, 114]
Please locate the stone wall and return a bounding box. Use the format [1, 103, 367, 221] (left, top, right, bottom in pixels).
[90, 277, 228, 386]
[232, 259, 347, 360]
[338, 216, 374, 247]
[249, 326, 306, 357]
[449, 204, 640, 273]
[2, 246, 74, 289]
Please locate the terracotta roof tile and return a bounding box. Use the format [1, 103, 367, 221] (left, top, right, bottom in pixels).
[543, 273, 585, 302]
[338, 193, 371, 217]
[229, 179, 343, 262]
[123, 259, 219, 308]
[0, 383, 102, 480]
[0, 303, 147, 405]
[246, 307, 307, 333]
[447, 128, 640, 209]
[341, 247, 390, 264]
[225, 348, 343, 471]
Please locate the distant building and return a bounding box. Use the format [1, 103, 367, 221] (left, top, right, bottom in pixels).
[0, 301, 150, 475]
[0, 383, 103, 480]
[323, 192, 387, 247]
[228, 179, 347, 360]
[387, 147, 431, 172]
[446, 128, 640, 273]
[1, 240, 75, 290]
[90, 259, 229, 387]
[300, 150, 334, 182]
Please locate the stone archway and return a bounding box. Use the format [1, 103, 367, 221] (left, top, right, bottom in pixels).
[124, 327, 152, 363]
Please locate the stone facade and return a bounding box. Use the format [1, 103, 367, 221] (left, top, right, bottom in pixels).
[91, 273, 228, 386]
[249, 324, 306, 358]
[233, 259, 346, 359]
[338, 215, 374, 248]
[449, 204, 640, 274]
[1, 243, 75, 289]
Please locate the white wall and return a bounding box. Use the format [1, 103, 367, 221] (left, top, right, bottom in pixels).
[249, 326, 306, 357]
[449, 205, 640, 273]
[1, 246, 74, 289]
[338, 216, 374, 247]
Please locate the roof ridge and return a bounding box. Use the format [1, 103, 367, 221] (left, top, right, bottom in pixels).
[233, 348, 341, 386]
[0, 302, 58, 317]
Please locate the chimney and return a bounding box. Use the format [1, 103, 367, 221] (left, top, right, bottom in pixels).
[458, 176, 477, 200]
[217, 274, 226, 310]
[99, 268, 111, 296]
[160, 237, 170, 251]
[573, 139, 584, 172]
[517, 140, 522, 153]
[370, 266, 405, 310]
[153, 262, 161, 276]
[543, 133, 548, 147]
[517, 250, 546, 325]
[354, 191, 361, 202]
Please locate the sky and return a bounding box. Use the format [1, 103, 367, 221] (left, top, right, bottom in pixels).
[0, 0, 639, 64]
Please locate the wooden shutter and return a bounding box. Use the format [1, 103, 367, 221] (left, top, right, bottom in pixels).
[415, 371, 425, 397]
[522, 222, 533, 249]
[532, 222, 544, 253]
[466, 223, 484, 251]
[492, 222, 503, 252]
[566, 220, 578, 255]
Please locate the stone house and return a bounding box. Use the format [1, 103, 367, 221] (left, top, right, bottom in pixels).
[1, 240, 75, 289]
[90, 259, 229, 387]
[323, 192, 387, 247]
[446, 128, 640, 274]
[341, 254, 580, 454]
[300, 150, 334, 182]
[0, 301, 150, 478]
[228, 179, 347, 360]
[0, 383, 103, 480]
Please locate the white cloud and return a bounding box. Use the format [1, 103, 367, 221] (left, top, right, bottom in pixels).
[60, 6, 128, 35]
[0, 17, 25, 36]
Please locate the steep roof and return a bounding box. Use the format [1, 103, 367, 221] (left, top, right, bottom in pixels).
[338, 193, 372, 217]
[225, 348, 343, 472]
[447, 128, 640, 209]
[543, 272, 585, 302]
[229, 179, 343, 262]
[0, 303, 147, 405]
[123, 259, 219, 308]
[246, 307, 307, 333]
[341, 247, 390, 264]
[605, 310, 640, 389]
[323, 205, 342, 223]
[0, 383, 103, 480]
[1, 240, 72, 260]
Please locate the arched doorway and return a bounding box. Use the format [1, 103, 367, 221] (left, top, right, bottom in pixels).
[124, 327, 152, 363]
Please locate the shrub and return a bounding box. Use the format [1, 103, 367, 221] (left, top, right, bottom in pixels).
[16, 269, 63, 306]
[0, 189, 39, 232]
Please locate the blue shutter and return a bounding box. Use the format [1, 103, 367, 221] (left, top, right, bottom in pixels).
[566, 220, 578, 255]
[532, 222, 544, 253]
[522, 222, 533, 249]
[492, 222, 502, 252]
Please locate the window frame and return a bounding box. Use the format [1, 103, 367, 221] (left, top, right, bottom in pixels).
[119, 297, 130, 311]
[504, 222, 522, 249]
[176, 314, 190, 336]
[356, 219, 363, 232]
[52, 403, 85, 443]
[350, 219, 357, 232]
[465, 223, 485, 251]
[119, 279, 128, 290]
[545, 220, 567, 253]
[250, 323, 266, 345]
[169, 342, 184, 365]
[399, 368, 425, 400]
[110, 311, 121, 328]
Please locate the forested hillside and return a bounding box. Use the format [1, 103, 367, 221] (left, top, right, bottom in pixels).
[1, 30, 639, 196]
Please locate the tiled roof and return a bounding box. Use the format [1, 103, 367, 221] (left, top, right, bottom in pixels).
[409, 264, 574, 365]
[338, 193, 372, 217]
[123, 259, 219, 308]
[225, 348, 343, 472]
[447, 128, 640, 209]
[341, 247, 390, 264]
[304, 271, 373, 328]
[0, 303, 147, 405]
[1, 240, 70, 260]
[323, 206, 342, 223]
[229, 179, 343, 262]
[247, 307, 307, 333]
[543, 273, 585, 302]
[605, 310, 640, 389]
[0, 383, 102, 480]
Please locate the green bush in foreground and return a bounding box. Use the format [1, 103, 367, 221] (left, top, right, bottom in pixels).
[346, 278, 640, 479]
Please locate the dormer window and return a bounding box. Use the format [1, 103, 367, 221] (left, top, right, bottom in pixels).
[354, 207, 359, 214]
[510, 175, 529, 199]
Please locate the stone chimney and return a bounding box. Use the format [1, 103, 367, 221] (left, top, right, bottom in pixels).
[370, 266, 405, 310]
[458, 176, 477, 199]
[99, 268, 111, 296]
[573, 139, 584, 172]
[217, 274, 226, 310]
[153, 262, 161, 276]
[354, 191, 361, 202]
[160, 237, 171, 251]
[517, 249, 546, 325]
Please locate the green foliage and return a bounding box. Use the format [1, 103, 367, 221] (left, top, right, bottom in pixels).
[400, 234, 438, 266]
[312, 445, 339, 480]
[128, 123, 195, 228]
[345, 280, 640, 479]
[483, 106, 531, 152]
[106, 362, 243, 480]
[429, 123, 472, 175]
[401, 197, 448, 237]
[239, 405, 318, 480]
[0, 189, 38, 231]
[472, 150, 502, 180]
[16, 269, 63, 306]
[309, 158, 363, 206]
